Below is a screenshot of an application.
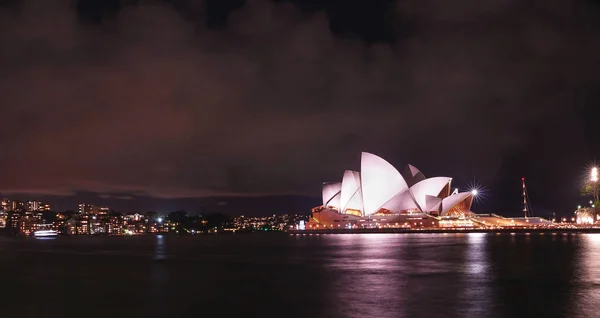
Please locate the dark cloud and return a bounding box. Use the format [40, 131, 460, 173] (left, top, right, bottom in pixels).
[0, 0, 599, 215]
[98, 193, 134, 200]
[75, 0, 122, 24]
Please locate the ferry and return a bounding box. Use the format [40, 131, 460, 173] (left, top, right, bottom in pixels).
[33, 229, 58, 237]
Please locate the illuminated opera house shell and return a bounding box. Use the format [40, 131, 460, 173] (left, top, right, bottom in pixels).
[319, 152, 474, 218]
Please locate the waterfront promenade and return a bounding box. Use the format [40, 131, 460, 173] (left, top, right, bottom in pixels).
[289, 227, 600, 235]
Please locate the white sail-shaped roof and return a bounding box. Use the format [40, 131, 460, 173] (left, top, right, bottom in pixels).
[340, 170, 361, 213]
[408, 164, 420, 176]
[409, 177, 452, 211]
[425, 195, 442, 213]
[440, 192, 473, 216]
[322, 182, 342, 207]
[344, 187, 364, 214]
[381, 190, 420, 212]
[403, 164, 426, 187]
[361, 152, 409, 215]
[327, 191, 341, 210]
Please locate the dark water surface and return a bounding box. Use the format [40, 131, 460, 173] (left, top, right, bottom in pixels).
[1, 233, 599, 318]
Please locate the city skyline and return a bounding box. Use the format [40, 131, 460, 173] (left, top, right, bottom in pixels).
[3, 1, 600, 317]
[0, 194, 318, 216]
[0, 195, 305, 236]
[1, 1, 600, 217]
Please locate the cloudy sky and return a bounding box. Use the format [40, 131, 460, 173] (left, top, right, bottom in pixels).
[1, 0, 599, 215]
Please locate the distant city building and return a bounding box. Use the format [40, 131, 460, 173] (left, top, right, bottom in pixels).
[10, 200, 25, 213]
[92, 206, 110, 215]
[78, 203, 109, 215]
[0, 211, 6, 228]
[18, 212, 43, 236]
[78, 203, 93, 214]
[124, 213, 143, 222]
[26, 201, 49, 212]
[230, 214, 302, 232]
[27, 201, 39, 212]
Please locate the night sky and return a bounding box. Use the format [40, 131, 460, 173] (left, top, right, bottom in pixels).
[1, 0, 600, 217]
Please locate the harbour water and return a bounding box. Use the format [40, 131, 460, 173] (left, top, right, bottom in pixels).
[1, 233, 599, 318]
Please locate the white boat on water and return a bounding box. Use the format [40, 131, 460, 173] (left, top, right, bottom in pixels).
[33, 230, 58, 237]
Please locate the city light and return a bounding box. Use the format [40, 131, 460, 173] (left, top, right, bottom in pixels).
[592, 167, 598, 182]
[1, 198, 308, 236]
[466, 179, 486, 202]
[298, 220, 306, 230]
[33, 230, 58, 237]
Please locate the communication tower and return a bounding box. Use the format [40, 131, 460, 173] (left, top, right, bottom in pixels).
[522, 177, 532, 217]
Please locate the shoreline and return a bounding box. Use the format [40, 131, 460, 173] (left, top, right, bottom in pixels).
[288, 228, 600, 235]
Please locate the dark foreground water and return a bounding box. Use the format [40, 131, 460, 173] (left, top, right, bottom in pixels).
[1, 233, 599, 318]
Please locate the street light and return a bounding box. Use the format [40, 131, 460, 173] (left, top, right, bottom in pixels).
[592, 167, 598, 182]
[471, 189, 478, 196]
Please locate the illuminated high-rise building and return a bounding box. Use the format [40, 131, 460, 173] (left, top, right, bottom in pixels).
[78, 203, 93, 214]
[78, 203, 109, 215]
[27, 201, 51, 212]
[0, 211, 6, 228]
[92, 206, 110, 215]
[27, 201, 40, 212]
[10, 200, 24, 213]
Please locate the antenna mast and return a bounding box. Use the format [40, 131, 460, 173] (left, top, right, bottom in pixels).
[522, 177, 532, 217]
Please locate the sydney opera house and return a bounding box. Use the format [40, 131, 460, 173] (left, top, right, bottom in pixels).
[306, 152, 551, 229]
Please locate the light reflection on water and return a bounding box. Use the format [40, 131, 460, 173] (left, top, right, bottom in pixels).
[573, 234, 600, 317]
[319, 233, 493, 318]
[325, 234, 405, 318]
[461, 233, 491, 318]
[303, 233, 600, 318]
[2, 234, 600, 317]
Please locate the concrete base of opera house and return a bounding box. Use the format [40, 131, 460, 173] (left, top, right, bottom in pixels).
[304, 208, 554, 230]
[289, 227, 600, 234]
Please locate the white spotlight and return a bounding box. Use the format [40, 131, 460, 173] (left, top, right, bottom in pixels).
[471, 189, 478, 196]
